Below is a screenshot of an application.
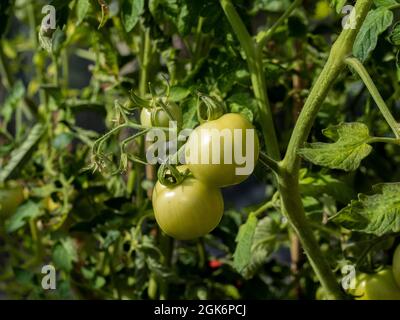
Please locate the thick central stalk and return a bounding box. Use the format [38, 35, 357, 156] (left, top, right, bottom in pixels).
[279, 0, 373, 299]
[221, 0, 373, 299]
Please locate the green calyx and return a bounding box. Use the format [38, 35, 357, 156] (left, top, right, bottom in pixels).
[196, 93, 226, 123]
[157, 164, 189, 187]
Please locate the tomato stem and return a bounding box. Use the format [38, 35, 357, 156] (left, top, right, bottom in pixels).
[345, 57, 400, 139]
[279, 0, 373, 299]
[220, 0, 280, 161]
[259, 151, 281, 174]
[369, 137, 400, 145]
[256, 0, 303, 53]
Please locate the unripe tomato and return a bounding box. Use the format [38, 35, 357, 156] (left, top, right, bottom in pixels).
[0, 185, 25, 217]
[393, 244, 400, 288]
[140, 100, 182, 128]
[354, 268, 400, 300]
[185, 113, 260, 187]
[314, 1, 332, 20]
[152, 167, 224, 240]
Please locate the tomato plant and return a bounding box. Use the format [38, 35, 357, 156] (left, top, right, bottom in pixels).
[1, 0, 400, 301]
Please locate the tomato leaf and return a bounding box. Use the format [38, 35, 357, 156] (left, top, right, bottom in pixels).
[169, 86, 191, 102]
[233, 213, 257, 273]
[353, 7, 393, 62]
[299, 168, 355, 204]
[76, 0, 92, 25]
[0, 123, 47, 183]
[52, 238, 78, 272]
[121, 0, 144, 33]
[240, 215, 282, 279]
[0, 80, 25, 125]
[332, 183, 400, 236]
[298, 122, 373, 171]
[5, 201, 42, 233]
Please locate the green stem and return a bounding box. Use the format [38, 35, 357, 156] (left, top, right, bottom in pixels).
[259, 151, 281, 174]
[110, 239, 122, 300]
[278, 0, 373, 299]
[0, 43, 13, 89]
[29, 218, 42, 262]
[53, 54, 60, 87]
[192, 17, 204, 65]
[252, 193, 279, 218]
[388, 3, 400, 10]
[369, 137, 400, 145]
[256, 0, 303, 52]
[345, 57, 400, 138]
[62, 49, 69, 89]
[139, 28, 151, 97]
[28, 2, 46, 107]
[220, 0, 280, 161]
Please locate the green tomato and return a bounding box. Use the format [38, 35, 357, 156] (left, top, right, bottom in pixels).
[185, 113, 260, 187]
[393, 244, 400, 288]
[314, 1, 332, 20]
[354, 268, 400, 300]
[140, 100, 182, 128]
[152, 167, 224, 240]
[0, 185, 25, 217]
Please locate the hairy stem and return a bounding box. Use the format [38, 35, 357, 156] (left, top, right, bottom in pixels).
[222, 0, 374, 300]
[279, 0, 373, 299]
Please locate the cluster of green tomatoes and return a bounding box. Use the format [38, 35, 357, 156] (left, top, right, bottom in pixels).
[136, 92, 260, 240]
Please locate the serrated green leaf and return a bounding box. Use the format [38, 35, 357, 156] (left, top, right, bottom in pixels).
[332, 183, 400, 236]
[298, 122, 373, 171]
[5, 201, 42, 233]
[353, 8, 393, 62]
[0, 123, 47, 183]
[240, 216, 281, 279]
[121, 0, 144, 32]
[233, 213, 258, 273]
